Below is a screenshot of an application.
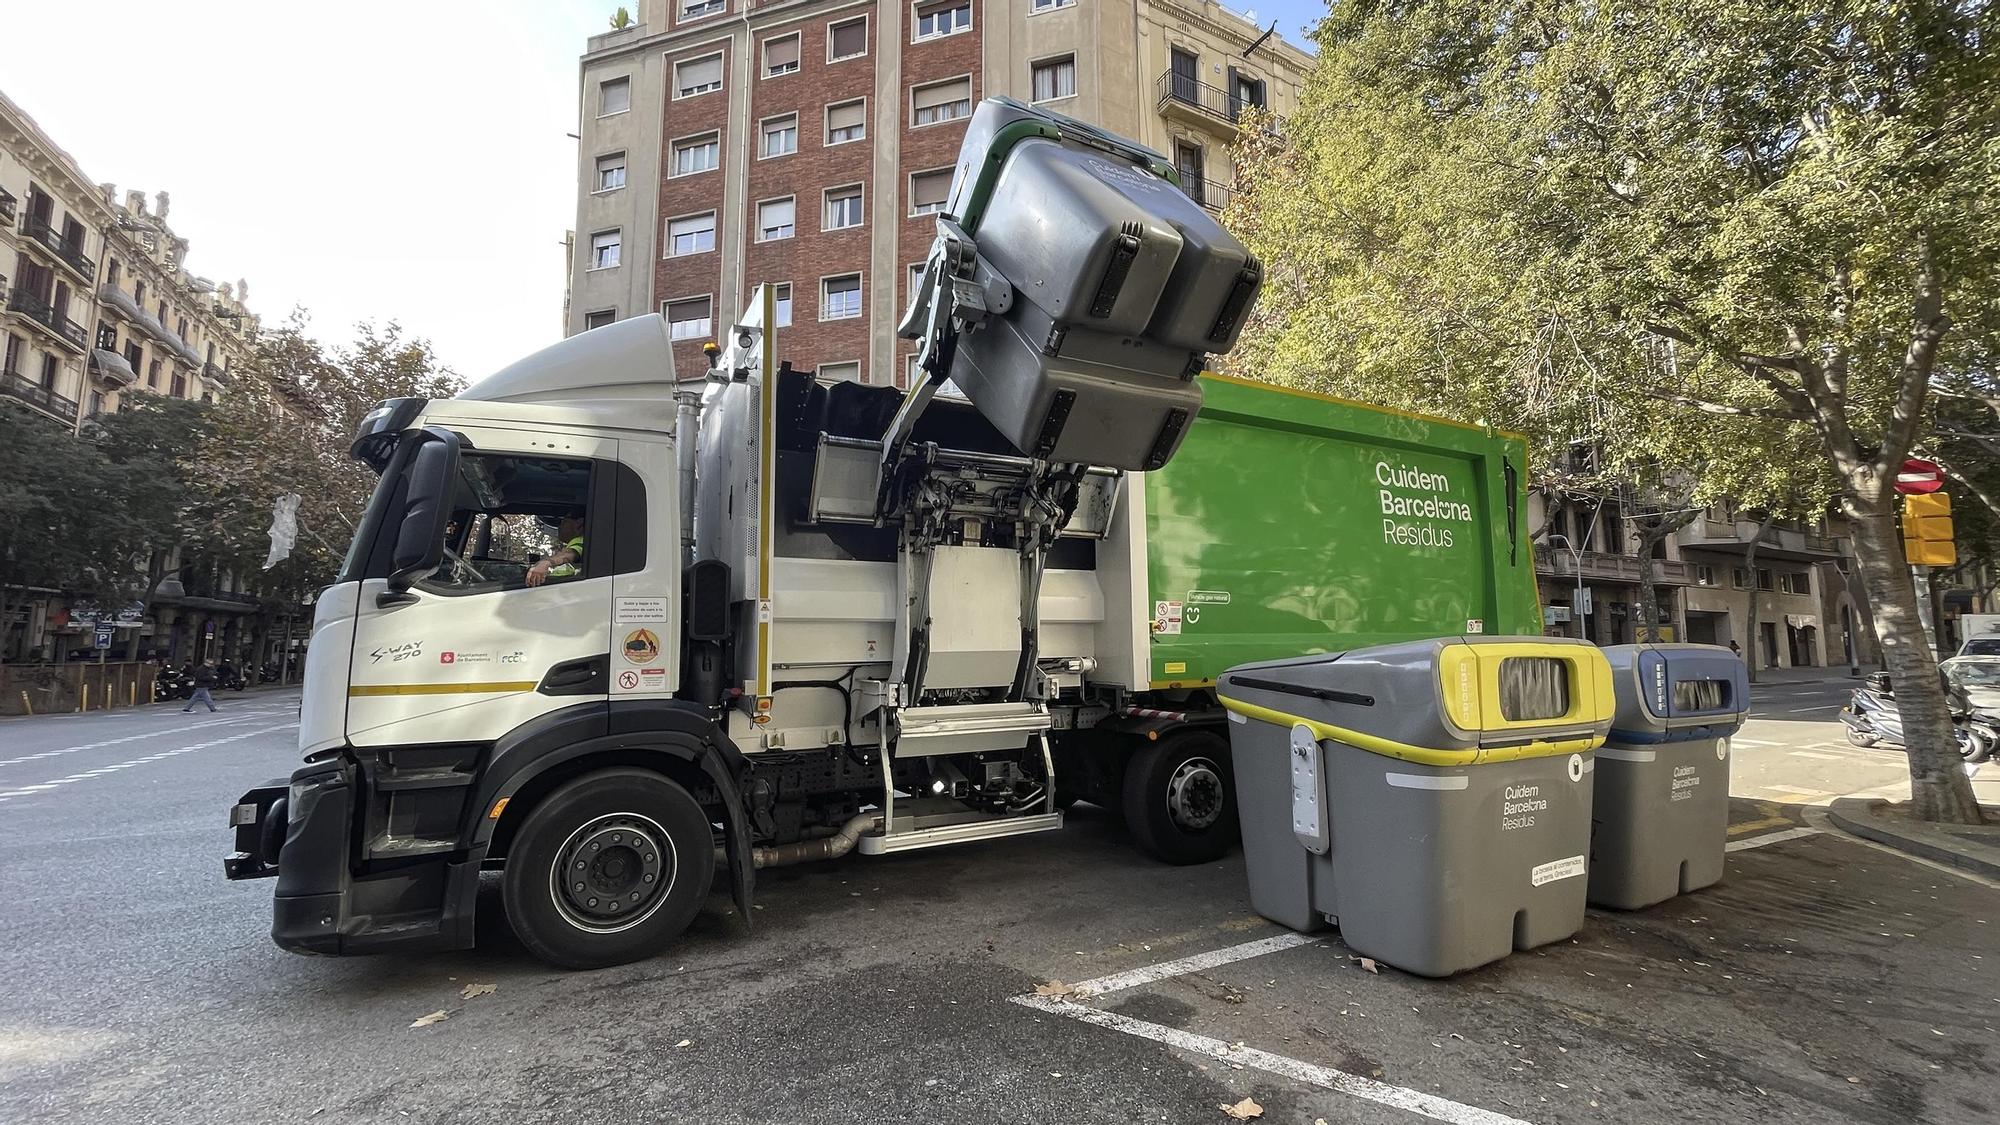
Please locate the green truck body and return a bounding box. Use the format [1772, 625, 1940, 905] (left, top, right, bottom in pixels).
[1143, 373, 1542, 687]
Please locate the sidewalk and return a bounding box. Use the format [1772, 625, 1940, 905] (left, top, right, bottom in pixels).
[1827, 796, 2000, 879]
[1750, 663, 1876, 686]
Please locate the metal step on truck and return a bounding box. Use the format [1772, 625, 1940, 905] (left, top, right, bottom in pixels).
[224, 98, 1542, 969]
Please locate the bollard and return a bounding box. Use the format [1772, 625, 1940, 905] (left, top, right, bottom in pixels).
[18, 690, 31, 716]
[80, 684, 89, 714]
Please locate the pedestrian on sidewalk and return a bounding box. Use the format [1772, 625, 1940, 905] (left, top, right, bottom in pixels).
[184, 660, 220, 713]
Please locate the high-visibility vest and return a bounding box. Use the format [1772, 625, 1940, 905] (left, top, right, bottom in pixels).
[548, 535, 584, 578]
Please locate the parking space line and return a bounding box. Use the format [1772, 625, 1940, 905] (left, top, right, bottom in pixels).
[1065, 933, 1323, 998]
[0, 722, 297, 805]
[1731, 738, 1780, 748]
[1725, 826, 1820, 852]
[1012, 995, 1533, 1125]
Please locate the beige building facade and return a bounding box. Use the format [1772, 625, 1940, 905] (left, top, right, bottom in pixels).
[566, 0, 1311, 384]
[1, 90, 258, 432]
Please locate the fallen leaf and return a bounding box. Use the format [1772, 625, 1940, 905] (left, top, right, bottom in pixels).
[408, 1011, 449, 1029]
[1360, 958, 1379, 974]
[460, 982, 496, 1000]
[1846, 1077, 1861, 1084]
[1220, 1097, 1263, 1120]
[676, 1039, 693, 1048]
[1034, 980, 1075, 999]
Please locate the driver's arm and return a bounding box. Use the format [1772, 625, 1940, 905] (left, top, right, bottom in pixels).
[525, 544, 579, 587]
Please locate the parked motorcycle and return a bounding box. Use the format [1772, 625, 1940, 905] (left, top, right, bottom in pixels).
[152, 665, 191, 704]
[1840, 671, 1990, 763]
[216, 663, 247, 692]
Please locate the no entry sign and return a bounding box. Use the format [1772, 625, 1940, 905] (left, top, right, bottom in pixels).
[1896, 458, 1944, 495]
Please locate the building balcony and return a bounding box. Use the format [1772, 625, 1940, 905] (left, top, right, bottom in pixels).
[201, 361, 229, 388]
[6, 286, 88, 352]
[1535, 543, 1694, 586]
[1677, 518, 1843, 560]
[17, 214, 96, 282]
[1180, 178, 1234, 214]
[1154, 72, 1283, 138]
[1, 372, 80, 425]
[90, 348, 137, 389]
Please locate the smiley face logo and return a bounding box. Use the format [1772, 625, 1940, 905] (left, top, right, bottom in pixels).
[622, 628, 661, 665]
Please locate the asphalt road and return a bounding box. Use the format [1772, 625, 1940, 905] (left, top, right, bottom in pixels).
[1, 683, 1996, 1125]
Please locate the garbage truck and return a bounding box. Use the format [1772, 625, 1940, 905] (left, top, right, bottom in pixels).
[224, 98, 1543, 968]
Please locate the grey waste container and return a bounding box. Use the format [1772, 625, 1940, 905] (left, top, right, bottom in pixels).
[1590, 644, 1749, 910]
[1218, 637, 1614, 977]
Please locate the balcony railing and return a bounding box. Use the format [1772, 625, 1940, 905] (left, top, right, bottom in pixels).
[1154, 71, 1283, 135]
[1179, 178, 1235, 213]
[1535, 544, 1693, 585]
[17, 214, 97, 281]
[6, 286, 88, 351]
[1, 372, 80, 425]
[201, 361, 229, 386]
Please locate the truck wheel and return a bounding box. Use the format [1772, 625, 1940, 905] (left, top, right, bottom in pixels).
[1122, 731, 1239, 865]
[501, 768, 714, 970]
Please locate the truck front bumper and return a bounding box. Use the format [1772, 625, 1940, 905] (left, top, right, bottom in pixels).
[224, 758, 477, 956]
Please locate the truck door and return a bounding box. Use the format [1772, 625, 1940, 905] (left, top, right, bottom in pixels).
[345, 433, 620, 747]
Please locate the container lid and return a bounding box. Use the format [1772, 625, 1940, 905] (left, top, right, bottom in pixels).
[1217, 635, 1613, 767]
[1601, 643, 1751, 736]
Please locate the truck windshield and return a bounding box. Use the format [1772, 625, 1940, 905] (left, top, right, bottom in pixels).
[1961, 639, 2000, 658]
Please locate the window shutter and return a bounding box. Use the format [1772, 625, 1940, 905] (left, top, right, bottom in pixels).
[828, 101, 865, 132]
[766, 35, 799, 71]
[913, 78, 969, 113]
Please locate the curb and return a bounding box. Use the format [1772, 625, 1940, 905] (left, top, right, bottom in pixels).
[1826, 798, 2000, 880]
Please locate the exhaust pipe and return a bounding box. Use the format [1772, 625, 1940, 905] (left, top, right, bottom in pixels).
[748, 812, 882, 869]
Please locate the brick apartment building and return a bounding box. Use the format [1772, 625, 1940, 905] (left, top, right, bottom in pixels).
[566, 0, 1313, 385]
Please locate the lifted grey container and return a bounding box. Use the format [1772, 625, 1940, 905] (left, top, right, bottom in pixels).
[1218, 637, 1613, 978]
[924, 97, 1262, 471]
[1591, 644, 1749, 910]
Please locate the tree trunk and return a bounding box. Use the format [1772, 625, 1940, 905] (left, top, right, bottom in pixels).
[1742, 517, 1773, 684]
[1845, 501, 1985, 824]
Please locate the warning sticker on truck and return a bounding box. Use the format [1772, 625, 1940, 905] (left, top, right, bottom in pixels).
[1153, 600, 1183, 635]
[1530, 855, 1586, 886]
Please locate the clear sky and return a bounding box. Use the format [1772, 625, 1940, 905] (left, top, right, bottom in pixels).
[4, 0, 1327, 382]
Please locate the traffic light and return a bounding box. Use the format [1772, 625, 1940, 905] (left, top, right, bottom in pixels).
[1903, 492, 1956, 566]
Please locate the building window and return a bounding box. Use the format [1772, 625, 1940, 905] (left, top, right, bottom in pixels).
[910, 168, 951, 216]
[671, 133, 721, 176]
[1031, 0, 1073, 10]
[40, 353, 58, 389]
[1032, 55, 1076, 102]
[1756, 568, 1774, 592]
[763, 33, 801, 77]
[596, 152, 627, 192]
[823, 185, 863, 231]
[106, 258, 121, 287]
[1780, 572, 1810, 595]
[675, 53, 724, 98]
[147, 358, 162, 388]
[826, 99, 866, 145]
[1730, 567, 1749, 589]
[97, 323, 118, 351]
[908, 262, 924, 301]
[821, 274, 862, 320]
[667, 212, 717, 257]
[761, 113, 799, 158]
[819, 361, 862, 383]
[590, 230, 621, 270]
[756, 197, 796, 242]
[912, 76, 972, 126]
[681, 0, 725, 19]
[1, 334, 20, 376]
[598, 76, 631, 116]
[1694, 565, 1716, 587]
[829, 16, 868, 61]
[912, 0, 972, 41]
[584, 309, 616, 331]
[666, 296, 714, 341]
[771, 282, 793, 327]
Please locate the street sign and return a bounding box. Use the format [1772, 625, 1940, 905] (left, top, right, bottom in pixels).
[1575, 587, 1593, 616]
[93, 623, 114, 650]
[1895, 458, 1945, 495]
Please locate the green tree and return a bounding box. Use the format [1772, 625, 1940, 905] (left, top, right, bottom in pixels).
[1232, 0, 1994, 823]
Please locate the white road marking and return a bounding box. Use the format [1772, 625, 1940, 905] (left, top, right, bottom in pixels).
[1731, 738, 1780, 748]
[1067, 932, 1323, 998]
[1725, 826, 1820, 852]
[1012, 995, 1533, 1125]
[1783, 706, 1831, 714]
[1787, 750, 1843, 761]
[0, 708, 295, 770]
[0, 722, 298, 804]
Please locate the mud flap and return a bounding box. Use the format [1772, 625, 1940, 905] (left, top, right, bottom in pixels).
[696, 747, 757, 927]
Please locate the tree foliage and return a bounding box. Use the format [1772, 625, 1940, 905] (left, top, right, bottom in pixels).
[1231, 0, 1996, 821]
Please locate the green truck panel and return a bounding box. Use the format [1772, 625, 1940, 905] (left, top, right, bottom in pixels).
[1145, 374, 1541, 685]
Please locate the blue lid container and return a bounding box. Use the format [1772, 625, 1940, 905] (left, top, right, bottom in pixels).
[1601, 643, 1750, 743]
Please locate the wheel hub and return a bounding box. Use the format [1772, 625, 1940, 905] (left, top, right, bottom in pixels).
[1166, 757, 1225, 831]
[550, 814, 676, 933]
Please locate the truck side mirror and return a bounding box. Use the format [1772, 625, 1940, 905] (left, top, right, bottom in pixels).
[381, 430, 461, 605]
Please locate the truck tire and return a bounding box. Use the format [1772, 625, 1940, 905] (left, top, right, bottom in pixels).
[501, 768, 714, 970]
[1122, 731, 1239, 865]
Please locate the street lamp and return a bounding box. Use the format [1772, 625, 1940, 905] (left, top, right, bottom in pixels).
[1547, 534, 1586, 641]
